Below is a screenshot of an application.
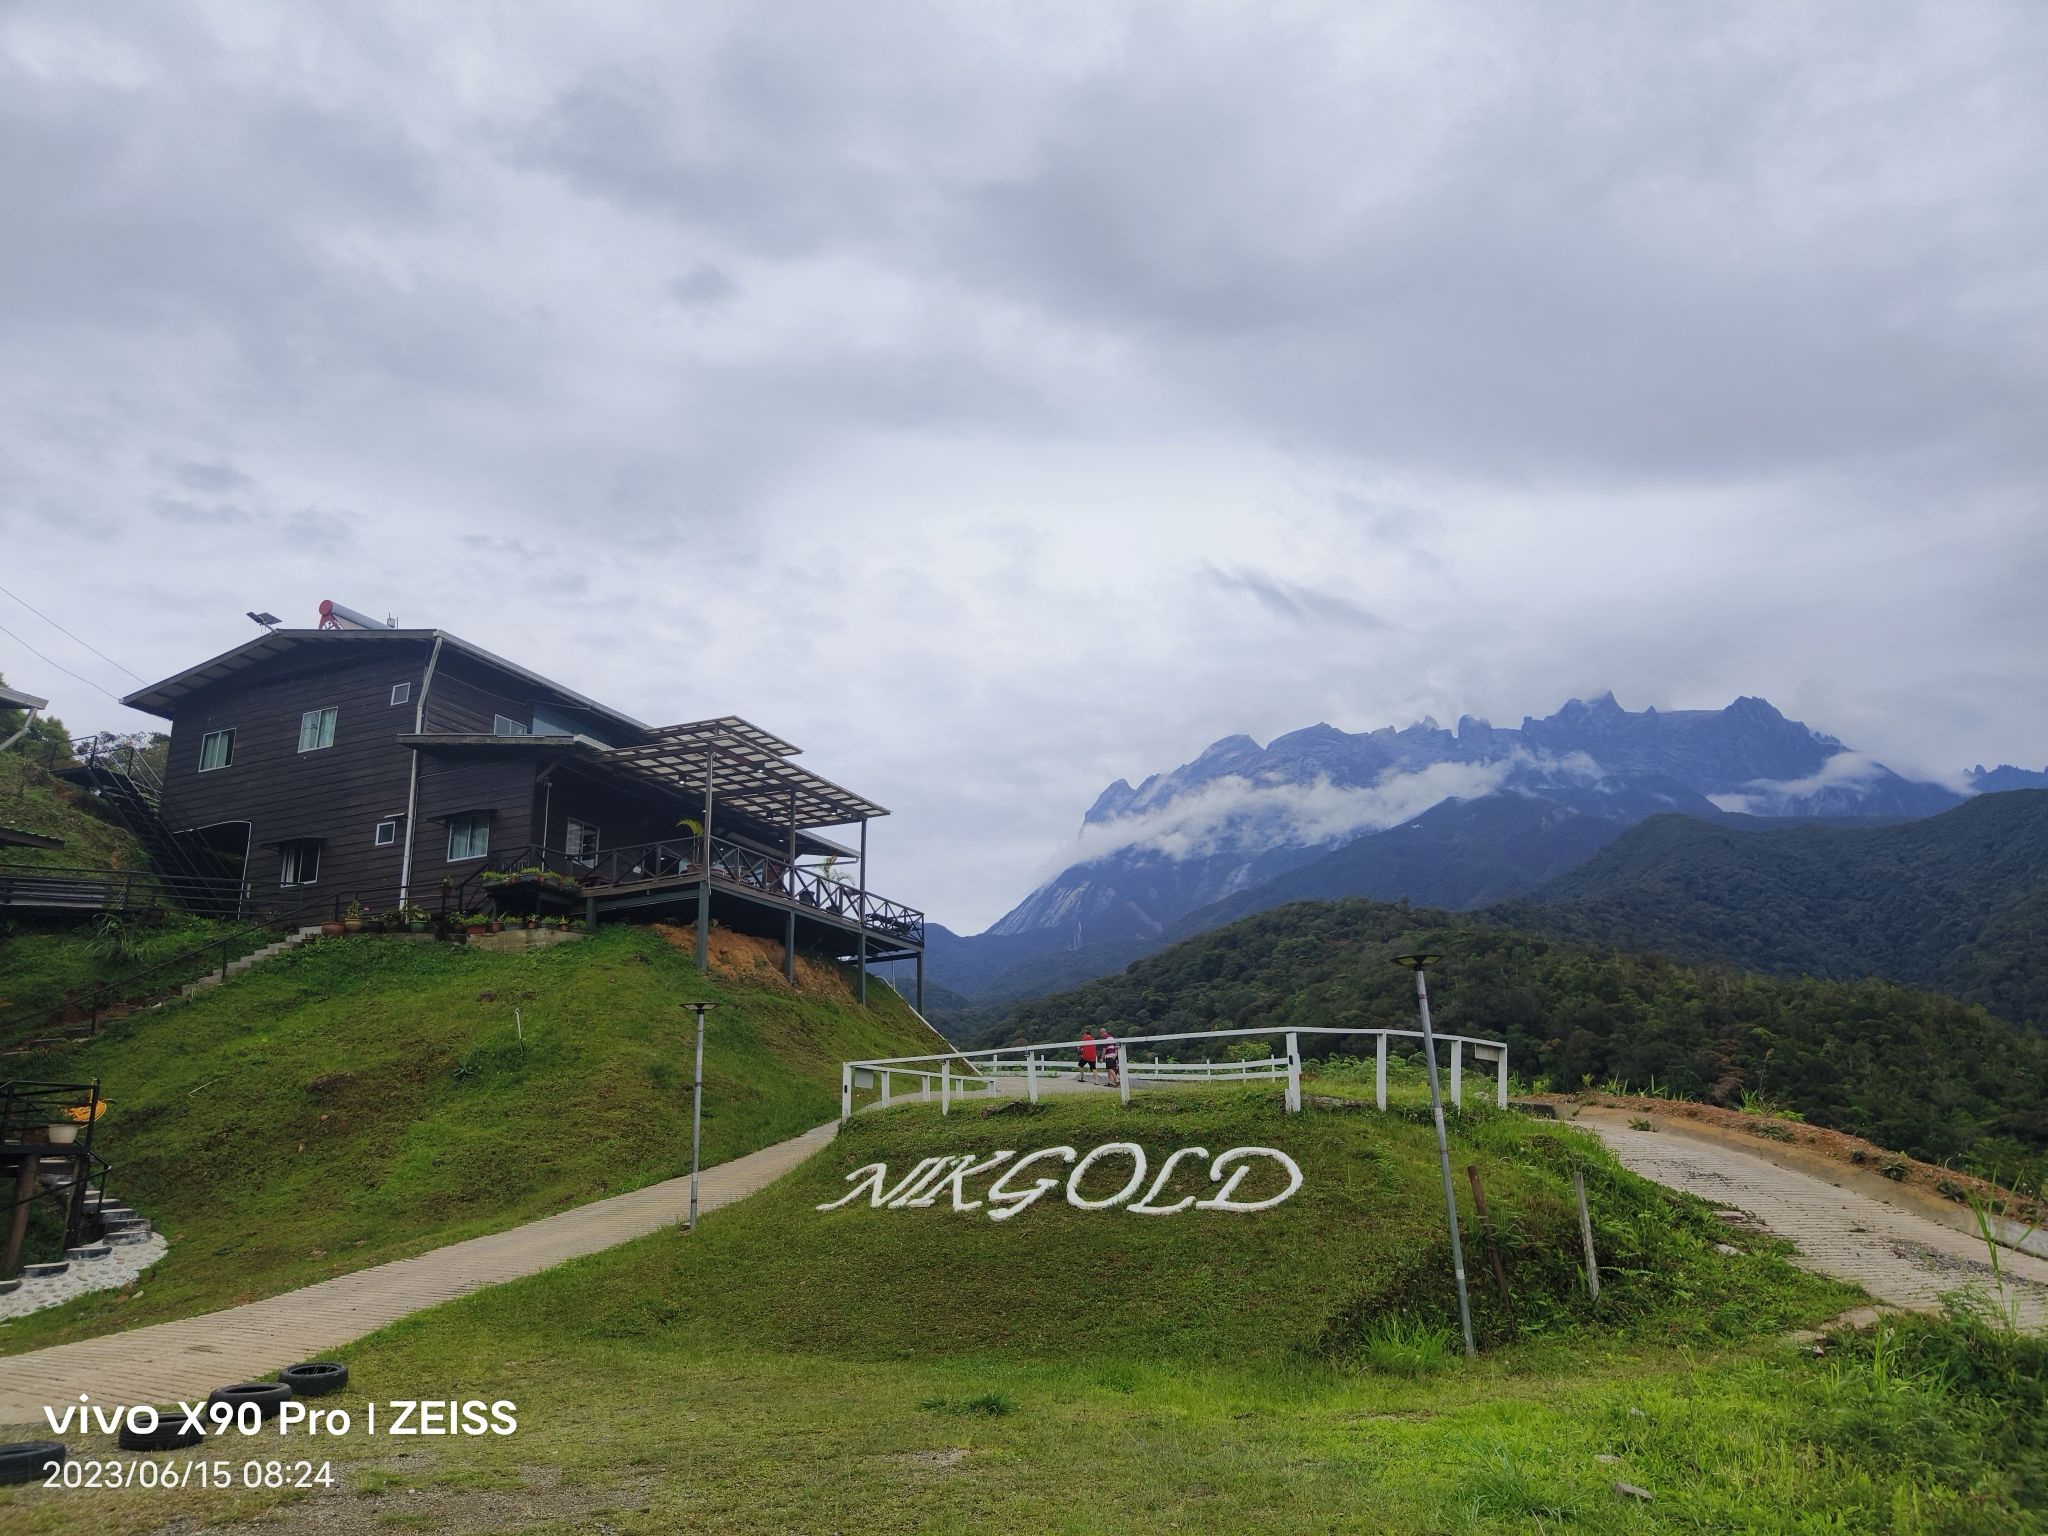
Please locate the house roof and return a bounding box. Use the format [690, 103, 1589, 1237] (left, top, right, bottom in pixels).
[0, 684, 49, 711]
[130, 635, 888, 829]
[122, 629, 650, 733]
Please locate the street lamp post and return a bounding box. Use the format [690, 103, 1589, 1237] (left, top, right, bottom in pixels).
[1395, 953, 1477, 1357]
[684, 1002, 715, 1232]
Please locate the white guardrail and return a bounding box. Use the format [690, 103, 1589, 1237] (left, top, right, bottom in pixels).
[840, 1025, 1509, 1121]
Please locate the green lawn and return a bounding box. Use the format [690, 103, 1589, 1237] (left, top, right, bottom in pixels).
[0, 912, 236, 1029]
[5, 1089, 2042, 1532]
[0, 925, 941, 1354]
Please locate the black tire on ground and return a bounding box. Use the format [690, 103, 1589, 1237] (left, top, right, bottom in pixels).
[279, 1362, 349, 1397]
[0, 1441, 66, 1485]
[118, 1416, 207, 1453]
[206, 1383, 294, 1419]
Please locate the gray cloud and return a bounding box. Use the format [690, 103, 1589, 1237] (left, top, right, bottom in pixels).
[1205, 564, 1392, 633]
[1, 1, 2044, 931]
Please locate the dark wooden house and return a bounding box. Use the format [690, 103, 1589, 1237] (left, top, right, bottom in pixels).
[118, 616, 925, 1006]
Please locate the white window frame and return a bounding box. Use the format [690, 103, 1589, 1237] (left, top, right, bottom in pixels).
[279, 841, 321, 887]
[566, 817, 600, 866]
[373, 820, 398, 847]
[390, 682, 412, 707]
[198, 729, 235, 772]
[298, 706, 338, 753]
[491, 713, 529, 737]
[447, 813, 491, 862]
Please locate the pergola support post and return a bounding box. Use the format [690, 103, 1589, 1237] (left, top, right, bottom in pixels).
[856, 817, 869, 1006]
[784, 910, 796, 984]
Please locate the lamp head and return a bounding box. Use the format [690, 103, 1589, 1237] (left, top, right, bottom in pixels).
[1392, 953, 1442, 971]
[683, 1001, 717, 1016]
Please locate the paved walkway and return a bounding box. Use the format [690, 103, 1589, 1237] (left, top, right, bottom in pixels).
[1584, 1119, 2048, 1328]
[0, 1122, 836, 1426]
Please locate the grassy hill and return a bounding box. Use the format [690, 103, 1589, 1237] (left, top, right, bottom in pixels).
[0, 923, 943, 1355]
[980, 900, 2048, 1189]
[0, 749, 146, 871]
[14, 1087, 2048, 1532]
[1516, 790, 2048, 1030]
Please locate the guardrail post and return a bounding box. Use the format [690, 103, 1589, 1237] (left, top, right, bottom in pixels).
[1285, 1031, 1301, 1113]
[881, 1070, 891, 1109]
[1376, 1032, 1388, 1110]
[1496, 1047, 1509, 1109]
[921, 1072, 931, 1102]
[941, 1061, 951, 1116]
[1449, 1038, 1463, 1109]
[1027, 1052, 1038, 1105]
[840, 1063, 852, 1124]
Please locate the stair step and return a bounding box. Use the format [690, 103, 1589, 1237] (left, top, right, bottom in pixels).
[106, 1228, 151, 1245]
[20, 1260, 69, 1279]
[65, 1244, 111, 1261]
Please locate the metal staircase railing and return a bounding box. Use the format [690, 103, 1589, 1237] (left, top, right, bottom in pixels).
[60, 734, 245, 916]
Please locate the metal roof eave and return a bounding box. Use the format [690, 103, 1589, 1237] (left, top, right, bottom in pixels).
[122, 629, 650, 734]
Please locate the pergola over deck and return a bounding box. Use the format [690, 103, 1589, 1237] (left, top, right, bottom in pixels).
[417, 715, 922, 1006]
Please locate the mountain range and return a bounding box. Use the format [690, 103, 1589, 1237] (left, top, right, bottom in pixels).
[908, 693, 2048, 1017]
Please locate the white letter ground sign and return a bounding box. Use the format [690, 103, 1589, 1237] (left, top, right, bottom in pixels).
[815, 1144, 1303, 1222]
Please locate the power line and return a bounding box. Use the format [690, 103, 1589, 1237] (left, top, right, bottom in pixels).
[0, 581, 145, 681]
[0, 616, 130, 705]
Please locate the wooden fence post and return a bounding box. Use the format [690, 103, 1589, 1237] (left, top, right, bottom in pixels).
[881, 1070, 891, 1109]
[1496, 1047, 1509, 1109]
[1027, 1052, 1038, 1105]
[840, 1063, 852, 1124]
[1449, 1038, 1462, 1109]
[1285, 1031, 1301, 1113]
[1573, 1166, 1601, 1302]
[942, 1061, 951, 1116]
[1376, 1032, 1388, 1110]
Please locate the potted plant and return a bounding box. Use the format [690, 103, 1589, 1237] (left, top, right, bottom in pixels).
[403, 906, 431, 934]
[463, 912, 490, 936]
[487, 915, 504, 933]
[321, 918, 346, 937]
[342, 900, 365, 934]
[48, 1100, 103, 1145]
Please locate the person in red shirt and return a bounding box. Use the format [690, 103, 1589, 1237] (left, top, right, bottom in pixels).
[1078, 1029, 1098, 1083]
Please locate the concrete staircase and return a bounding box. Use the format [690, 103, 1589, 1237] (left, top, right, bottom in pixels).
[179, 925, 324, 997]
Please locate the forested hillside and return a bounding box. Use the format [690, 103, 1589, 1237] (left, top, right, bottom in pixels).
[1517, 790, 2048, 1030]
[989, 899, 2048, 1184]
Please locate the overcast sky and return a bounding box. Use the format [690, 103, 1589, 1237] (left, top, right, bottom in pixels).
[4, 2, 2045, 932]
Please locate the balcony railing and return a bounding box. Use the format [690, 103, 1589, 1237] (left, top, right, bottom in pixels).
[476, 836, 924, 946]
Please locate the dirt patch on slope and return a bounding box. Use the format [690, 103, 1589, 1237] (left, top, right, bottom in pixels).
[651, 921, 856, 1001]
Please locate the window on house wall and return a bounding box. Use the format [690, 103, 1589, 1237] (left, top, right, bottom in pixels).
[298, 706, 338, 752]
[566, 817, 599, 865]
[492, 714, 529, 737]
[198, 729, 235, 771]
[279, 841, 321, 886]
[390, 682, 412, 706]
[374, 820, 398, 846]
[447, 813, 491, 861]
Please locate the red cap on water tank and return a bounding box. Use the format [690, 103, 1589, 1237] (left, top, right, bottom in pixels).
[317, 599, 336, 629]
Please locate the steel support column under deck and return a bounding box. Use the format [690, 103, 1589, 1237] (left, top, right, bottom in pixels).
[857, 817, 868, 1005]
